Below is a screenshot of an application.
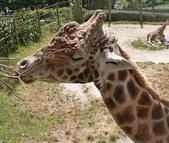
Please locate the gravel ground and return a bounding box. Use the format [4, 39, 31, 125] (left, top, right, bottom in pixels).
[103, 24, 169, 63]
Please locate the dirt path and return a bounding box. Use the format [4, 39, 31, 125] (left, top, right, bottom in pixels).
[103, 24, 169, 63]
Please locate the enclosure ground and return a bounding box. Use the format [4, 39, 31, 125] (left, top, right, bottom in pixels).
[1, 24, 169, 143]
[104, 24, 169, 63]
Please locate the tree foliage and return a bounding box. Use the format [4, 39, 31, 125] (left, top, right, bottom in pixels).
[117, 0, 169, 9]
[0, 0, 68, 11]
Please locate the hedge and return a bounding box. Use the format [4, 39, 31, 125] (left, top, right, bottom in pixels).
[84, 10, 169, 22]
[0, 7, 72, 57]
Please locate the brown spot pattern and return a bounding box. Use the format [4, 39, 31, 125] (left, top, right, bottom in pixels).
[104, 82, 112, 91]
[113, 85, 126, 104]
[78, 73, 85, 80]
[107, 73, 115, 81]
[115, 106, 135, 125]
[118, 70, 128, 81]
[155, 140, 163, 143]
[134, 124, 151, 142]
[94, 69, 99, 79]
[153, 121, 167, 136]
[66, 68, 73, 75]
[84, 68, 90, 78]
[62, 75, 68, 80]
[70, 75, 76, 81]
[121, 126, 132, 135]
[137, 106, 149, 119]
[74, 68, 79, 73]
[81, 63, 86, 68]
[127, 79, 139, 100]
[103, 96, 116, 110]
[57, 69, 64, 76]
[88, 75, 94, 82]
[133, 73, 144, 87]
[138, 91, 152, 106]
[165, 107, 169, 114]
[152, 103, 163, 120]
[167, 136, 169, 142]
[166, 115, 169, 128]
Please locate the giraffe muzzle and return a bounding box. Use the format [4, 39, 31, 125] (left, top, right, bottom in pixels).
[19, 59, 29, 70]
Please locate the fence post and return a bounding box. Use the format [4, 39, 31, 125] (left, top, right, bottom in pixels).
[56, 4, 61, 30]
[72, 0, 83, 23]
[13, 15, 19, 46]
[36, 8, 41, 35]
[139, 0, 143, 29]
[108, 0, 112, 27]
[152, 0, 155, 15]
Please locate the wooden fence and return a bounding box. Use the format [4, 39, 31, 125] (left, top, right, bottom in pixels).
[0, 1, 71, 57]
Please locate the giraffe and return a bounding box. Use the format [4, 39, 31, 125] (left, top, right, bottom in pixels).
[15, 10, 169, 143]
[147, 19, 169, 47]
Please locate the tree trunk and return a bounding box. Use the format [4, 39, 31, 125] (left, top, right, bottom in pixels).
[152, 0, 155, 14]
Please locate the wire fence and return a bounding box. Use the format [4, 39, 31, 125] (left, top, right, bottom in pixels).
[0, 0, 73, 57]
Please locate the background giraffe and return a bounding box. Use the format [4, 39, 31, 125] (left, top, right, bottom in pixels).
[15, 11, 169, 143]
[147, 19, 169, 47]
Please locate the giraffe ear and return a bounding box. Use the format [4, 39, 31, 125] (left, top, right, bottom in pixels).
[104, 50, 136, 70]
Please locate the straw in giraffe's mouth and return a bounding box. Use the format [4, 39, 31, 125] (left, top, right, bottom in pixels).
[0, 57, 30, 100]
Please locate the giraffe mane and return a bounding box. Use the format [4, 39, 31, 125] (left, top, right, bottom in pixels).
[118, 44, 169, 106]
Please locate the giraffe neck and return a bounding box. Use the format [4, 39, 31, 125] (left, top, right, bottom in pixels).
[157, 24, 167, 34]
[94, 68, 169, 143]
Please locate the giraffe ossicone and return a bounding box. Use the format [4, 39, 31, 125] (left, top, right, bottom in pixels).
[16, 10, 169, 143]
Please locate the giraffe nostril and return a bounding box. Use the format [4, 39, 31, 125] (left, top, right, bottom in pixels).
[19, 60, 28, 69]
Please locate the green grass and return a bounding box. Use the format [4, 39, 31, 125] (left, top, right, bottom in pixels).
[0, 29, 58, 143]
[0, 93, 64, 143]
[11, 29, 54, 60]
[131, 40, 164, 50]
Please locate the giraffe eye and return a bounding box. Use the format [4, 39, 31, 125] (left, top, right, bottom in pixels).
[71, 57, 84, 61]
[71, 52, 84, 61]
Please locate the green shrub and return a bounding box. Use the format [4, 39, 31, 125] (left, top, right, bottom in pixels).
[17, 10, 41, 45]
[0, 7, 74, 57]
[131, 40, 164, 50]
[0, 18, 17, 56]
[84, 10, 169, 22]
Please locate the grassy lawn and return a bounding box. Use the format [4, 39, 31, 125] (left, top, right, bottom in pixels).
[0, 94, 64, 143]
[11, 30, 54, 60]
[0, 30, 62, 143]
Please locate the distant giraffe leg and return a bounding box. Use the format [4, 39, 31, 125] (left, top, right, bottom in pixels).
[156, 39, 162, 44]
[148, 39, 155, 46]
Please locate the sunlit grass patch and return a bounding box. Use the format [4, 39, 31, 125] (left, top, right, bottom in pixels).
[131, 40, 164, 50]
[0, 93, 64, 143]
[11, 29, 54, 60]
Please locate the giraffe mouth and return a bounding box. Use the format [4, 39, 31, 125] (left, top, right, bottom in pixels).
[19, 75, 36, 84]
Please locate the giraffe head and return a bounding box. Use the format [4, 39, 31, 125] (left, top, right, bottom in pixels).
[15, 10, 134, 84]
[166, 18, 169, 24]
